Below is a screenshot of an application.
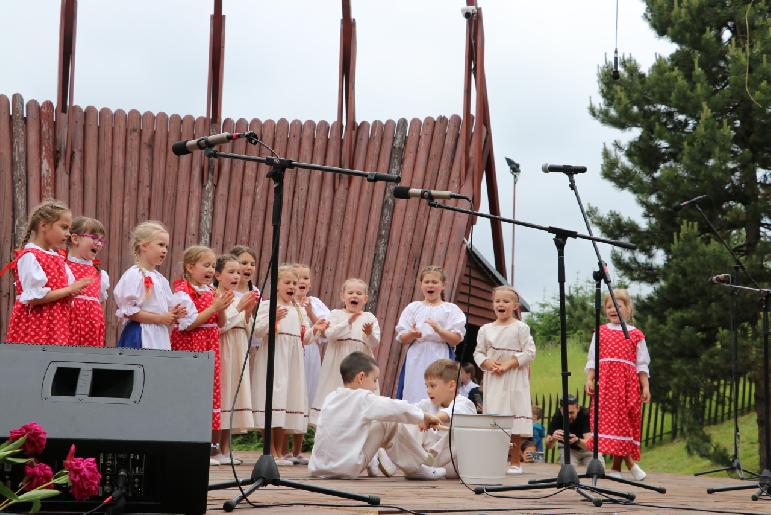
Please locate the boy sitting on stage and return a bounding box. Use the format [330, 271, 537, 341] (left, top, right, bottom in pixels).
[309, 351, 446, 479]
[412, 359, 477, 477]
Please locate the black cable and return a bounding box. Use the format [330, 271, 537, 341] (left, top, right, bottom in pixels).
[235, 501, 424, 514]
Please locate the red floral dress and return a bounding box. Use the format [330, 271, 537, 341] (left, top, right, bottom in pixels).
[6, 248, 71, 345]
[587, 324, 645, 460]
[68, 259, 105, 346]
[170, 280, 221, 430]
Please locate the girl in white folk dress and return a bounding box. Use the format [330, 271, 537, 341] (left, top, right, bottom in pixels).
[113, 221, 186, 350]
[214, 253, 260, 466]
[473, 286, 536, 475]
[395, 265, 466, 403]
[251, 265, 328, 464]
[280, 263, 331, 464]
[310, 278, 381, 425]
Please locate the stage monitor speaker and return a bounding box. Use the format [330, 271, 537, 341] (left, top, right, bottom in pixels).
[0, 343, 214, 514]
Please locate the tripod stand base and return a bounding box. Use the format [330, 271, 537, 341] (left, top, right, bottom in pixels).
[209, 454, 381, 511]
[695, 457, 759, 480]
[577, 458, 666, 493]
[707, 468, 771, 501]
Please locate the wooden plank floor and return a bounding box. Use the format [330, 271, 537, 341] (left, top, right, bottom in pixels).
[207, 452, 770, 514]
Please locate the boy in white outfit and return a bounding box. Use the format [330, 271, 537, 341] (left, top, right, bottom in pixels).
[309, 352, 446, 479]
[412, 359, 477, 477]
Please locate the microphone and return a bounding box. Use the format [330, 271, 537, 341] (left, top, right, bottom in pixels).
[171, 132, 250, 156]
[709, 274, 732, 284]
[392, 186, 470, 201]
[672, 194, 709, 212]
[541, 163, 587, 174]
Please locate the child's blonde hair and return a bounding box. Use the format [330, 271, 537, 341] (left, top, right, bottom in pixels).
[604, 289, 634, 322]
[424, 359, 459, 383]
[277, 264, 299, 282]
[341, 277, 368, 295]
[130, 221, 168, 263]
[20, 199, 71, 249]
[181, 245, 215, 281]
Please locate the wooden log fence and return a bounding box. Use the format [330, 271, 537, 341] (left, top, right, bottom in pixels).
[0, 94, 488, 397]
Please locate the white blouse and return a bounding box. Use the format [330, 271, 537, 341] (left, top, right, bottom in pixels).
[16, 243, 74, 304]
[175, 283, 215, 330]
[67, 255, 110, 302]
[584, 323, 651, 375]
[395, 301, 467, 343]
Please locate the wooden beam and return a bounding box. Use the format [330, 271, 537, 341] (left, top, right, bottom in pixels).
[11, 94, 26, 248]
[337, 0, 356, 168]
[201, 0, 225, 246]
[367, 118, 407, 314]
[56, 0, 77, 114]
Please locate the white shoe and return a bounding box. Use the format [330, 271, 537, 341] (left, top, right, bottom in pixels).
[630, 464, 647, 481]
[274, 458, 294, 466]
[209, 457, 221, 466]
[607, 470, 623, 479]
[217, 454, 243, 465]
[405, 464, 446, 480]
[377, 448, 398, 478]
[506, 466, 523, 475]
[367, 456, 383, 477]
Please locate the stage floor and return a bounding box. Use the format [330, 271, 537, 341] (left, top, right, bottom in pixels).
[207, 453, 769, 514]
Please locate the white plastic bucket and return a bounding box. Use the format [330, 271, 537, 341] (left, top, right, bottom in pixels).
[451, 414, 513, 484]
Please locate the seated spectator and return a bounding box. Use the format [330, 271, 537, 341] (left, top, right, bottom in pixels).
[544, 395, 593, 466]
[521, 405, 545, 462]
[458, 362, 480, 398]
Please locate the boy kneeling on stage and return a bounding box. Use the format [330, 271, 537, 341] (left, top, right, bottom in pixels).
[411, 359, 476, 478]
[309, 351, 446, 479]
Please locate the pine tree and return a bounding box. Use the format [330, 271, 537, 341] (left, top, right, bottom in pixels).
[589, 0, 770, 466]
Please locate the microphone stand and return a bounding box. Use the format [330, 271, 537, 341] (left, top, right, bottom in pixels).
[425, 198, 649, 506]
[561, 172, 665, 494]
[704, 281, 771, 502]
[685, 203, 760, 480]
[205, 140, 395, 511]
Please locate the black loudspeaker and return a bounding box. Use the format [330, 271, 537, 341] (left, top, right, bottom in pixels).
[0, 344, 214, 514]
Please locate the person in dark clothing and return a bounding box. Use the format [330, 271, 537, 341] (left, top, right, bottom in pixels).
[544, 395, 593, 466]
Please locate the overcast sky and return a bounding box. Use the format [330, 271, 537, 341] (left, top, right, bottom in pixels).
[1, 0, 675, 307]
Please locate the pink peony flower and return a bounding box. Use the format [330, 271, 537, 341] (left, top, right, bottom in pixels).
[8, 422, 47, 456]
[23, 461, 53, 491]
[64, 445, 101, 500]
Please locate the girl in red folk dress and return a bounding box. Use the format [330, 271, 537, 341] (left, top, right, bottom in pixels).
[585, 289, 651, 481]
[170, 246, 234, 465]
[66, 217, 110, 346]
[4, 200, 92, 345]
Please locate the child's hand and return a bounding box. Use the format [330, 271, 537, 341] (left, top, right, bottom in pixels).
[425, 318, 442, 333]
[158, 311, 177, 325]
[213, 290, 234, 311]
[362, 321, 374, 336]
[312, 318, 329, 335]
[402, 324, 422, 345]
[498, 358, 518, 372]
[171, 304, 187, 319]
[236, 291, 257, 312]
[481, 359, 501, 372]
[276, 306, 289, 321]
[585, 379, 595, 395]
[641, 385, 651, 403]
[69, 277, 95, 295]
[419, 413, 442, 432]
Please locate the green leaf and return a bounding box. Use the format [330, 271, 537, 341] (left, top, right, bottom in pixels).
[0, 448, 23, 460]
[17, 489, 61, 502]
[3, 435, 27, 453]
[52, 474, 69, 485]
[4, 457, 31, 464]
[31, 499, 41, 513]
[0, 480, 19, 501]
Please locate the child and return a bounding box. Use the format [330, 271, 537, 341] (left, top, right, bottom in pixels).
[473, 285, 536, 475]
[113, 221, 186, 350]
[283, 263, 330, 464]
[412, 359, 476, 478]
[67, 216, 110, 346]
[585, 289, 650, 481]
[458, 362, 479, 398]
[251, 265, 327, 464]
[311, 278, 380, 425]
[309, 351, 445, 479]
[214, 254, 259, 465]
[395, 265, 466, 403]
[521, 405, 545, 463]
[228, 246, 262, 398]
[4, 200, 92, 344]
[171, 246, 234, 465]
